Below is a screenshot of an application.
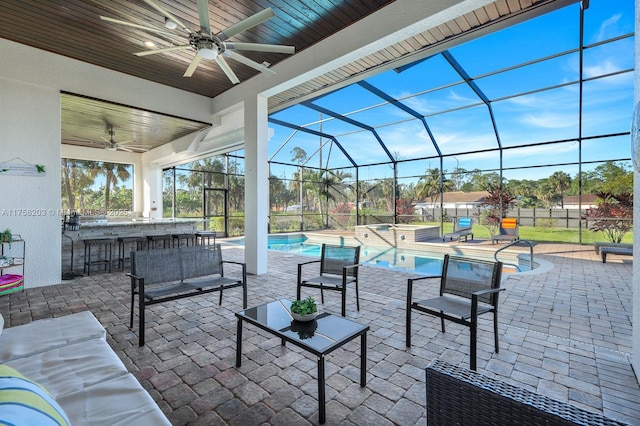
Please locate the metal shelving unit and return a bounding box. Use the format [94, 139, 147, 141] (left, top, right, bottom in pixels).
[1, 235, 25, 296]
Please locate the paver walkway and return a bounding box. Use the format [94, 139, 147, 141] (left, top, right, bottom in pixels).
[0, 240, 638, 425]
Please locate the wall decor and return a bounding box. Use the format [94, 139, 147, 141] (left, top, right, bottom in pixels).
[0, 158, 46, 176]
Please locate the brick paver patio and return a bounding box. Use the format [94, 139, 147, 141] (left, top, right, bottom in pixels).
[0, 240, 638, 425]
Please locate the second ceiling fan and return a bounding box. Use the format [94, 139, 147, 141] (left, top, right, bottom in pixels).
[101, 0, 295, 84]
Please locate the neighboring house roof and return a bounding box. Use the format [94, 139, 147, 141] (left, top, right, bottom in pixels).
[562, 194, 598, 205]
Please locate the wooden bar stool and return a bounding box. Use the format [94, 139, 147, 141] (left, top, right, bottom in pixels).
[83, 237, 115, 275]
[195, 230, 217, 246]
[117, 236, 147, 271]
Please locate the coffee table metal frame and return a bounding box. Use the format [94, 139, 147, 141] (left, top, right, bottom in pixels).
[235, 299, 369, 424]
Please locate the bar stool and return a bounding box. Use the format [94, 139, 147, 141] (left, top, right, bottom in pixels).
[117, 235, 147, 271]
[83, 237, 115, 275]
[195, 230, 217, 246]
[172, 233, 195, 247]
[146, 234, 173, 250]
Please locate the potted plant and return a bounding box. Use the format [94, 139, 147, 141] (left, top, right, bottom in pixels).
[0, 229, 12, 246]
[290, 296, 318, 322]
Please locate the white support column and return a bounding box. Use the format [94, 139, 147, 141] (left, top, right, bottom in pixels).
[244, 96, 269, 274]
[632, 0, 640, 382]
[142, 162, 164, 219]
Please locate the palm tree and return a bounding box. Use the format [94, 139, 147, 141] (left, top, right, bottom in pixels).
[548, 171, 571, 207]
[61, 159, 96, 210]
[416, 168, 453, 204]
[101, 162, 131, 210]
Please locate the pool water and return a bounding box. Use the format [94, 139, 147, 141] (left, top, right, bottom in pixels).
[232, 235, 460, 275]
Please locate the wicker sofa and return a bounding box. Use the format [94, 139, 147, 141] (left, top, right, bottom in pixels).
[0, 310, 170, 425]
[426, 359, 627, 426]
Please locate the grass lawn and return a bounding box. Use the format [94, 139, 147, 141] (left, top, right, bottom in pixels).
[426, 222, 633, 245]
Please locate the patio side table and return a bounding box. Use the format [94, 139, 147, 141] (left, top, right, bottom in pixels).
[235, 299, 369, 424]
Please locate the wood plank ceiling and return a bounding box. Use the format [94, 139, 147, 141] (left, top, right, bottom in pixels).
[0, 0, 557, 153]
[0, 0, 392, 98]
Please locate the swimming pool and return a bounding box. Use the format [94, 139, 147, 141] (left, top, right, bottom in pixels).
[229, 234, 531, 274]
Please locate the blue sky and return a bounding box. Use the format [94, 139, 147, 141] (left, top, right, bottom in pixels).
[267, 0, 635, 184]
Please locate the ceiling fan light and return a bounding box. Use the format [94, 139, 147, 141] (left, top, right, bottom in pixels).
[199, 47, 218, 60]
[164, 17, 177, 30]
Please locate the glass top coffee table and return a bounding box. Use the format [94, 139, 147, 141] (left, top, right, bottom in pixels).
[235, 299, 369, 424]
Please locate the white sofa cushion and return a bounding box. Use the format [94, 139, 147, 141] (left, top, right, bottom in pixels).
[55, 373, 172, 426]
[0, 311, 105, 362]
[6, 337, 128, 399]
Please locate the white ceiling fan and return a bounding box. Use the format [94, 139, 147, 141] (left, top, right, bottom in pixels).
[102, 128, 153, 152]
[100, 0, 295, 83]
[72, 128, 152, 153]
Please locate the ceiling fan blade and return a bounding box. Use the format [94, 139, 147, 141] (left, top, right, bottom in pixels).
[123, 144, 154, 149]
[142, 0, 192, 33]
[225, 42, 294, 54]
[118, 146, 136, 153]
[217, 8, 275, 41]
[135, 45, 191, 56]
[184, 55, 203, 77]
[99, 16, 176, 37]
[223, 51, 275, 74]
[196, 0, 211, 36]
[215, 56, 240, 84]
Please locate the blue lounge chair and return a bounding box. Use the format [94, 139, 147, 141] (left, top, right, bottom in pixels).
[443, 217, 473, 242]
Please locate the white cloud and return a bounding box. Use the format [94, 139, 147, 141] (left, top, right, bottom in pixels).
[594, 13, 621, 42]
[521, 112, 576, 129]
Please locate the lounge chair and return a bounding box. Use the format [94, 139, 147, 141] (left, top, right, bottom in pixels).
[594, 242, 632, 255]
[492, 217, 519, 244]
[600, 245, 633, 263]
[443, 217, 473, 242]
[297, 244, 360, 316]
[406, 254, 504, 370]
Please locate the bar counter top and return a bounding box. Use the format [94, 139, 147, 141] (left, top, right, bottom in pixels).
[77, 218, 202, 228]
[61, 218, 204, 275]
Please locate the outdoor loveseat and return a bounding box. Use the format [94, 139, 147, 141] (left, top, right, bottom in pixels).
[0, 311, 170, 425]
[129, 244, 247, 346]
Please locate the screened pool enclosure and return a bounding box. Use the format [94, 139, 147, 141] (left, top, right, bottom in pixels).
[163, 0, 634, 244]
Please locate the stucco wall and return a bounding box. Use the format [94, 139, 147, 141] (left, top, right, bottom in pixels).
[0, 78, 62, 287]
[0, 38, 213, 286]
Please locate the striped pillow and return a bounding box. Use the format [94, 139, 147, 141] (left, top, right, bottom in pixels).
[0, 365, 70, 426]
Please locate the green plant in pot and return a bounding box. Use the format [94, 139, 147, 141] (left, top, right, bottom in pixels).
[290, 296, 318, 322]
[0, 229, 12, 246]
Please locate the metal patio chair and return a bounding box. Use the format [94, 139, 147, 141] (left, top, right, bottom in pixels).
[297, 244, 360, 316]
[406, 254, 504, 370]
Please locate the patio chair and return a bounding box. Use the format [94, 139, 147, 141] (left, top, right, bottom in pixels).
[492, 217, 519, 244]
[406, 254, 504, 370]
[443, 217, 474, 242]
[297, 244, 360, 316]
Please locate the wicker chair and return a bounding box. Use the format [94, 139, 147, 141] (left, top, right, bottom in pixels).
[406, 254, 504, 370]
[426, 359, 628, 425]
[296, 244, 360, 316]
